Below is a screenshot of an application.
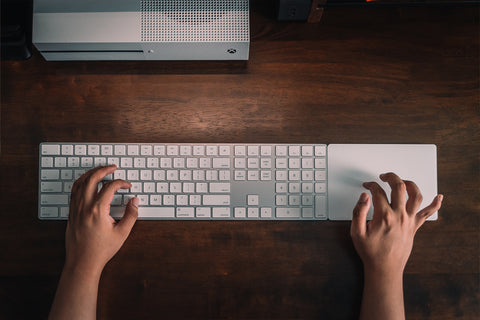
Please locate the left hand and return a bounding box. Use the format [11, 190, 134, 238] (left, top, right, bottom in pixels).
[65, 165, 138, 275]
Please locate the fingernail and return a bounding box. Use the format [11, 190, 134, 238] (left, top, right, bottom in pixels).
[438, 194, 444, 202]
[359, 193, 368, 203]
[132, 197, 139, 208]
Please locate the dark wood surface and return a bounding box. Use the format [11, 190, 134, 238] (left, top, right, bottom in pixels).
[1, 3, 479, 320]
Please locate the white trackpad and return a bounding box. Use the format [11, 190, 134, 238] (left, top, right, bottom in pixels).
[327, 144, 438, 221]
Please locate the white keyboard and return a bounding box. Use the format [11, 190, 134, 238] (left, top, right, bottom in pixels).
[38, 143, 327, 220]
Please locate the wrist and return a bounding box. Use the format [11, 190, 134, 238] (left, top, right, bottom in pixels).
[362, 259, 405, 279]
[63, 257, 104, 283]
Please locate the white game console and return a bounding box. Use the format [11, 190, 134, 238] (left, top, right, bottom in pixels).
[33, 0, 250, 61]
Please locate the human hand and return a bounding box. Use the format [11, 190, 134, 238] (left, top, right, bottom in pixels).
[350, 172, 443, 276]
[65, 165, 138, 276]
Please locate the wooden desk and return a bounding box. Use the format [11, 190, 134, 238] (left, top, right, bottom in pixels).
[1, 3, 478, 319]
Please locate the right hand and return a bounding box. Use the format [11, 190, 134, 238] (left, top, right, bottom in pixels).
[350, 172, 443, 275]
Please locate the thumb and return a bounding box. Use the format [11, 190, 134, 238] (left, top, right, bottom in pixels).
[116, 197, 139, 237]
[350, 193, 370, 239]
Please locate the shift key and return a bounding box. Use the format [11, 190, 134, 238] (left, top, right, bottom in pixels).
[41, 195, 69, 205]
[203, 195, 230, 205]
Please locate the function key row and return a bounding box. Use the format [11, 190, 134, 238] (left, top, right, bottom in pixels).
[41, 144, 327, 157]
[234, 145, 326, 157]
[41, 144, 233, 157]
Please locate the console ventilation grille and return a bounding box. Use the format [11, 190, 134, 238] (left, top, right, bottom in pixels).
[141, 0, 249, 42]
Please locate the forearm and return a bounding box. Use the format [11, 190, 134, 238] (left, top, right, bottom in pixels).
[359, 270, 405, 320]
[49, 262, 102, 320]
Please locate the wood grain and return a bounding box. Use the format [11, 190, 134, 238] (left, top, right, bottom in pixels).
[1, 3, 478, 320]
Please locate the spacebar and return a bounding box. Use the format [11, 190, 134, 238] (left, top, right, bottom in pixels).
[110, 206, 175, 219]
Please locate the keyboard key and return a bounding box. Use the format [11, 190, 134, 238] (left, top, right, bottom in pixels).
[193, 146, 204, 155]
[276, 146, 287, 156]
[167, 145, 178, 155]
[261, 207, 272, 218]
[213, 207, 230, 218]
[68, 157, 80, 167]
[138, 207, 175, 218]
[276, 208, 300, 218]
[177, 207, 194, 218]
[128, 145, 139, 155]
[276, 195, 287, 205]
[234, 207, 246, 218]
[302, 208, 314, 218]
[203, 195, 230, 205]
[61, 169, 73, 180]
[40, 207, 58, 218]
[41, 182, 62, 193]
[219, 146, 230, 156]
[234, 170, 246, 180]
[315, 145, 326, 156]
[180, 146, 191, 155]
[206, 146, 218, 155]
[41, 195, 68, 205]
[196, 207, 211, 217]
[315, 183, 327, 193]
[213, 158, 230, 168]
[302, 146, 313, 156]
[247, 158, 259, 168]
[154, 145, 165, 155]
[176, 195, 189, 206]
[247, 145, 259, 156]
[174, 158, 185, 168]
[302, 158, 314, 168]
[190, 195, 201, 205]
[101, 145, 113, 155]
[54, 158, 66, 168]
[42, 144, 60, 155]
[210, 183, 231, 193]
[41, 169, 60, 180]
[276, 158, 287, 168]
[41, 157, 53, 167]
[315, 170, 326, 180]
[62, 145, 74, 155]
[289, 146, 300, 156]
[261, 146, 272, 156]
[114, 145, 126, 155]
[247, 195, 259, 205]
[261, 171, 272, 181]
[88, 145, 100, 155]
[315, 158, 326, 168]
[248, 208, 259, 218]
[75, 145, 86, 155]
[289, 158, 300, 168]
[315, 195, 327, 219]
[235, 146, 245, 156]
[141, 145, 152, 155]
[247, 171, 259, 180]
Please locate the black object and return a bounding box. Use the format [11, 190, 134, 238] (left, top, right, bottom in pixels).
[1, 0, 32, 60]
[1, 24, 31, 60]
[277, 0, 312, 21]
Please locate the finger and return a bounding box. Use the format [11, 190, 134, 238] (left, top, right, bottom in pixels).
[404, 180, 424, 214]
[415, 194, 443, 229]
[115, 197, 139, 238]
[350, 193, 370, 239]
[96, 179, 132, 211]
[362, 181, 389, 220]
[380, 172, 407, 211]
[81, 165, 118, 204]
